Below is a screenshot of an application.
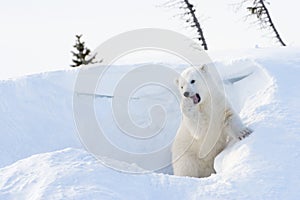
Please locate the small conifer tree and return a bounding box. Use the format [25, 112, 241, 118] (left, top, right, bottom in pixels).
[246, 0, 286, 46]
[70, 35, 99, 67]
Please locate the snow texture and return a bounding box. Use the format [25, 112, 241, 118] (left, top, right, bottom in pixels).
[0, 47, 299, 199]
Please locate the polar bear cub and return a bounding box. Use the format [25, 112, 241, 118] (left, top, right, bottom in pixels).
[172, 65, 252, 178]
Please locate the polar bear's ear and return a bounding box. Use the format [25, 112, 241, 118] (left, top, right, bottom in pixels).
[198, 64, 208, 72]
[174, 78, 179, 86]
[199, 64, 208, 72]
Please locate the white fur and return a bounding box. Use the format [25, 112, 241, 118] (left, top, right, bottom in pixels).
[172, 65, 252, 178]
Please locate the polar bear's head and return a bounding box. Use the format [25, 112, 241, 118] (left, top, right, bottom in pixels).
[175, 65, 210, 105]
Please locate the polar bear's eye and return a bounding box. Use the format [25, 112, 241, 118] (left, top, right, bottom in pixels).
[190, 80, 195, 84]
[181, 86, 183, 89]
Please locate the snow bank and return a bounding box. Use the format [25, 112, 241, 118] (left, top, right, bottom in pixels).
[0, 47, 299, 199]
[0, 148, 201, 200]
[0, 70, 81, 168]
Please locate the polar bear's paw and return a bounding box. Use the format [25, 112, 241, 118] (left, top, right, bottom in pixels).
[238, 127, 253, 140]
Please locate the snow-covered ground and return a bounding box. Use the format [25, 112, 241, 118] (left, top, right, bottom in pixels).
[0, 47, 299, 199]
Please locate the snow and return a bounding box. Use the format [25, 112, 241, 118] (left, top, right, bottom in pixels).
[1, 47, 300, 199]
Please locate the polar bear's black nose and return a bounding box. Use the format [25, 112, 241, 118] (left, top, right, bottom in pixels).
[183, 92, 189, 97]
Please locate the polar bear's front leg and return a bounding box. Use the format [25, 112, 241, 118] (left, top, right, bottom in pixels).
[224, 108, 253, 141]
[238, 127, 252, 140]
[181, 98, 198, 119]
[180, 98, 204, 139]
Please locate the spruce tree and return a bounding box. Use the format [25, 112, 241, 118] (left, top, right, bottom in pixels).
[70, 35, 99, 67]
[246, 0, 286, 46]
[162, 0, 208, 50]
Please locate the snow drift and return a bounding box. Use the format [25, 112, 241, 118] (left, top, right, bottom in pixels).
[0, 47, 299, 199]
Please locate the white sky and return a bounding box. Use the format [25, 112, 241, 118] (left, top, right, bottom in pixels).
[0, 0, 299, 79]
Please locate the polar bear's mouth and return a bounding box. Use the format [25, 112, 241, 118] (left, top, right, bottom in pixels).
[190, 93, 201, 104]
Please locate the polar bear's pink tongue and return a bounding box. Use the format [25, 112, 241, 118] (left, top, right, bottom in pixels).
[191, 93, 200, 104]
